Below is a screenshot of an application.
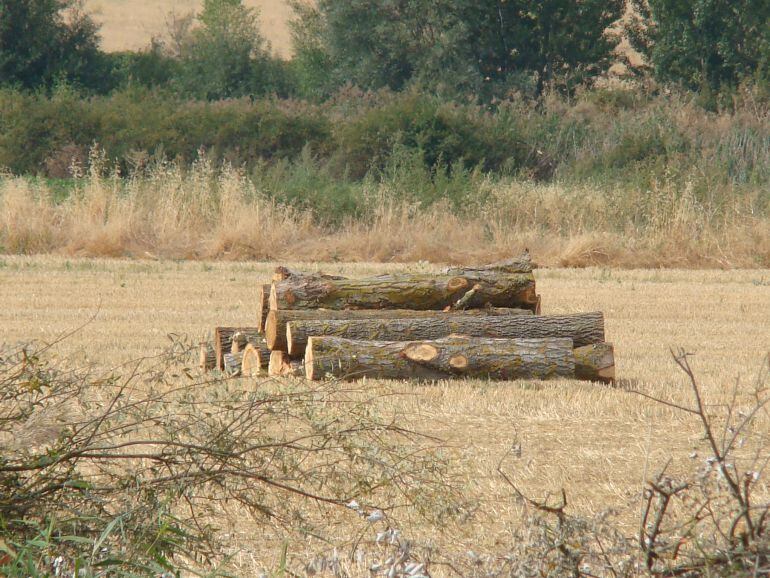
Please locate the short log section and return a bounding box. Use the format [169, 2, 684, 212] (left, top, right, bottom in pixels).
[241, 343, 268, 376]
[268, 351, 304, 377]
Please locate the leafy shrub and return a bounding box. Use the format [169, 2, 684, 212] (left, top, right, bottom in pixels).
[332, 93, 529, 179]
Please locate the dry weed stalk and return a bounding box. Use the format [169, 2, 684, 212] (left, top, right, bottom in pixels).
[488, 351, 770, 578]
[637, 350, 770, 577]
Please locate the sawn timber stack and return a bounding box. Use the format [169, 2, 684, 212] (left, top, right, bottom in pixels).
[199, 253, 616, 384]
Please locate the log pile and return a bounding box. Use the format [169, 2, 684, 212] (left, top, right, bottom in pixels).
[199, 253, 615, 383]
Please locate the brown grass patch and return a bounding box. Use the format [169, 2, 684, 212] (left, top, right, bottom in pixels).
[2, 162, 768, 268]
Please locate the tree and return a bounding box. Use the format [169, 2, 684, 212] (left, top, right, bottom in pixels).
[629, 0, 770, 91]
[174, 0, 276, 100]
[291, 0, 623, 99]
[0, 0, 106, 91]
[460, 0, 625, 97]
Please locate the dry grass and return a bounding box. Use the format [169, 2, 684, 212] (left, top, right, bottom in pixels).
[1, 256, 768, 574]
[85, 0, 294, 55]
[2, 160, 768, 268]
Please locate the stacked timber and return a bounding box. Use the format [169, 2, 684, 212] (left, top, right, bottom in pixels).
[199, 253, 616, 384]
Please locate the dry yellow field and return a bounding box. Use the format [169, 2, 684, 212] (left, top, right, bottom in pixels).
[1, 256, 769, 573]
[85, 0, 295, 55]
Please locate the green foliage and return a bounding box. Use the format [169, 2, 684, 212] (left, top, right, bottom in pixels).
[0, 0, 108, 92]
[292, 0, 624, 99]
[174, 0, 282, 99]
[332, 93, 528, 178]
[629, 0, 770, 92]
[0, 88, 767, 224]
[105, 42, 180, 91]
[0, 88, 331, 175]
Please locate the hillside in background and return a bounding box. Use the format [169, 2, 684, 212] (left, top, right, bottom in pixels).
[85, 0, 294, 55]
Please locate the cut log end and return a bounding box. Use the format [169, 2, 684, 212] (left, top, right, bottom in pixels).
[447, 277, 470, 292]
[574, 343, 615, 384]
[286, 323, 297, 357]
[269, 350, 304, 378]
[402, 343, 439, 362]
[449, 354, 468, 370]
[265, 310, 281, 350]
[305, 338, 316, 380]
[241, 343, 263, 377]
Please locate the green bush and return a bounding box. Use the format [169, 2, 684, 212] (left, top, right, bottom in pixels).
[0, 87, 766, 222]
[332, 93, 529, 179]
[0, 88, 332, 174]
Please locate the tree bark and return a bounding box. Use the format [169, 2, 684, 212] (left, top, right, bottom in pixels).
[199, 342, 215, 372]
[256, 284, 271, 333]
[270, 271, 538, 313]
[305, 336, 575, 381]
[266, 307, 533, 352]
[223, 352, 244, 376]
[268, 350, 304, 377]
[287, 312, 604, 358]
[574, 342, 615, 384]
[241, 342, 269, 377]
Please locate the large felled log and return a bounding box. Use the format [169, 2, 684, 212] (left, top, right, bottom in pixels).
[270, 271, 538, 313]
[305, 336, 575, 381]
[287, 312, 604, 358]
[256, 284, 271, 333]
[266, 307, 533, 352]
[268, 351, 304, 377]
[241, 343, 269, 377]
[199, 342, 215, 372]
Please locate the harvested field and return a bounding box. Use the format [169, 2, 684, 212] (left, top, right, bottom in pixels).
[85, 0, 294, 55]
[1, 256, 769, 574]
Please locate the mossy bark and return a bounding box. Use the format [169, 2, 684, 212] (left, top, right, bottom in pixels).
[270, 271, 538, 313]
[305, 336, 575, 381]
[287, 312, 604, 358]
[266, 307, 532, 352]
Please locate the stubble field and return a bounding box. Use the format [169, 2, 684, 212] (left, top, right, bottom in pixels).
[1, 256, 769, 573]
[84, 0, 294, 54]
